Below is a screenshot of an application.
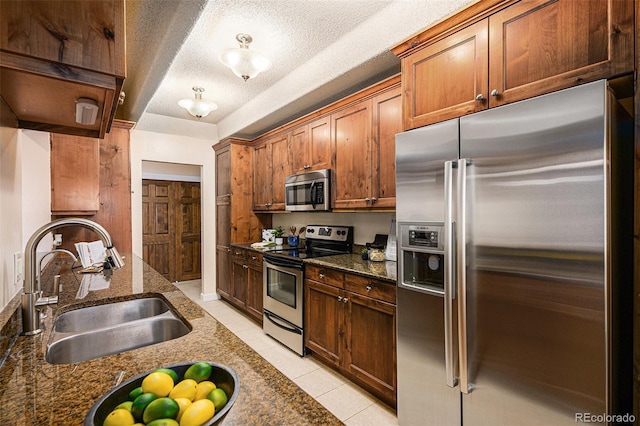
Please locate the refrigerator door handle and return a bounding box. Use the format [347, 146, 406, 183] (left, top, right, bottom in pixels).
[444, 160, 458, 388]
[457, 158, 471, 394]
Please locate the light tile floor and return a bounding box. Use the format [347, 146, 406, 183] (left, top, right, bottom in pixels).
[175, 280, 399, 426]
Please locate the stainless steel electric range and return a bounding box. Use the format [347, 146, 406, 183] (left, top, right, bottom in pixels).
[262, 225, 353, 356]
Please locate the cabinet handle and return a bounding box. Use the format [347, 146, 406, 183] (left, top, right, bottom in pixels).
[490, 89, 500, 97]
[365, 285, 372, 292]
[371, 197, 377, 203]
[337, 296, 343, 302]
[319, 273, 325, 279]
[365, 198, 370, 202]
[342, 298, 348, 304]
[243, 264, 248, 269]
[251, 256, 257, 260]
[475, 94, 485, 101]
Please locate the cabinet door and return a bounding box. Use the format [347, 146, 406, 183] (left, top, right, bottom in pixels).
[344, 291, 397, 405]
[402, 19, 489, 130]
[231, 258, 247, 310]
[252, 142, 271, 210]
[216, 145, 231, 198]
[488, 0, 634, 108]
[308, 116, 332, 171]
[245, 262, 264, 322]
[50, 134, 100, 213]
[371, 86, 401, 209]
[332, 100, 372, 209]
[216, 248, 232, 299]
[290, 125, 308, 174]
[268, 133, 291, 210]
[305, 279, 343, 365]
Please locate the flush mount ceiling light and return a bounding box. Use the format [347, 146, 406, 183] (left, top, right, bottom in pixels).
[219, 33, 272, 81]
[178, 86, 218, 118]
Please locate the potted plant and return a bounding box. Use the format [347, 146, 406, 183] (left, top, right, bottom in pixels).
[273, 226, 285, 245]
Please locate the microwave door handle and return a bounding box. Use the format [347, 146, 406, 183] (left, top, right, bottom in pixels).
[310, 180, 317, 209]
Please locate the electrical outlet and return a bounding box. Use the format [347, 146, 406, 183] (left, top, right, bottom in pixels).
[14, 252, 23, 285]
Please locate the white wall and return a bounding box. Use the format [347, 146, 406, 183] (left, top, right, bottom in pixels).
[0, 128, 51, 311]
[130, 125, 218, 300]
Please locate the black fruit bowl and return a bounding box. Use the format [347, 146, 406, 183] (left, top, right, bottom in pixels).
[85, 361, 239, 426]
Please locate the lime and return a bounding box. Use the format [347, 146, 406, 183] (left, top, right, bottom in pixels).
[178, 399, 215, 426]
[194, 381, 216, 401]
[131, 392, 158, 422]
[153, 368, 179, 383]
[128, 386, 144, 401]
[142, 371, 175, 397]
[183, 362, 212, 383]
[207, 388, 228, 411]
[103, 408, 135, 426]
[173, 397, 192, 421]
[169, 378, 198, 401]
[115, 400, 133, 412]
[146, 420, 179, 426]
[143, 397, 180, 424]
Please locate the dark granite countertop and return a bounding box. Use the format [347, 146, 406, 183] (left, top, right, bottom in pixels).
[231, 243, 397, 283]
[0, 254, 341, 425]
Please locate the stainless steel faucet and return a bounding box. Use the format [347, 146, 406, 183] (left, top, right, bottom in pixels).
[21, 218, 125, 336]
[34, 249, 78, 307]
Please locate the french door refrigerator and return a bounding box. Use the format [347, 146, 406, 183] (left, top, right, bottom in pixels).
[395, 80, 633, 425]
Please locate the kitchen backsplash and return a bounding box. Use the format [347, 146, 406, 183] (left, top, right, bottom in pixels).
[272, 212, 395, 246]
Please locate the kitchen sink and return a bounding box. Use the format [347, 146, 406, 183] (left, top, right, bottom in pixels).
[45, 296, 191, 364]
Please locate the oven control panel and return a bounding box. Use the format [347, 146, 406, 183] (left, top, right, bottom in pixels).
[305, 225, 352, 242]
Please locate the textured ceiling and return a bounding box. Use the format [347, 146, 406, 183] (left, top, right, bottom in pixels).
[117, 0, 472, 140]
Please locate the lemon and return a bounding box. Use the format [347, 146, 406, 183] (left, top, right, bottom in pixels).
[169, 378, 198, 400]
[153, 368, 179, 383]
[207, 388, 228, 411]
[173, 397, 192, 421]
[142, 371, 175, 397]
[194, 381, 216, 401]
[179, 399, 215, 426]
[143, 397, 180, 424]
[103, 408, 135, 426]
[183, 362, 212, 383]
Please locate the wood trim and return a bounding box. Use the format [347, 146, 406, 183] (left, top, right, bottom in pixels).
[633, 0, 640, 419]
[212, 137, 252, 151]
[391, 0, 516, 58]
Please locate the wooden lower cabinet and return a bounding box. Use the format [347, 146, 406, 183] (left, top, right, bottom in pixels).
[216, 247, 232, 299]
[305, 265, 397, 407]
[226, 247, 263, 323]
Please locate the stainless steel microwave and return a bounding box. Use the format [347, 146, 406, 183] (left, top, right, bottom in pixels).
[285, 169, 331, 212]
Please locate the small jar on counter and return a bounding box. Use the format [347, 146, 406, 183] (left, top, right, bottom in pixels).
[367, 243, 386, 262]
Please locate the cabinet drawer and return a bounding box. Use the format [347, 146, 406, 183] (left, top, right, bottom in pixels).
[246, 251, 263, 265]
[306, 265, 344, 288]
[345, 275, 396, 305]
[231, 247, 246, 259]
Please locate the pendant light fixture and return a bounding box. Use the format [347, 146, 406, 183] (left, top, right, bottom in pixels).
[178, 86, 218, 118]
[219, 33, 271, 81]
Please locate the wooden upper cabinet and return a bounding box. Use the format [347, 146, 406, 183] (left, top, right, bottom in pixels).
[0, 0, 125, 138]
[371, 86, 402, 209]
[402, 20, 489, 130]
[488, 0, 634, 108]
[253, 133, 291, 211]
[50, 134, 100, 214]
[290, 116, 332, 174]
[396, 0, 634, 129]
[332, 100, 373, 210]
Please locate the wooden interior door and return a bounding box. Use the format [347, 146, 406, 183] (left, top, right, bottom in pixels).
[176, 182, 201, 281]
[142, 179, 202, 282]
[142, 180, 174, 281]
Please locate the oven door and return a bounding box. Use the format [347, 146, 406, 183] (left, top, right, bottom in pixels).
[263, 255, 303, 327]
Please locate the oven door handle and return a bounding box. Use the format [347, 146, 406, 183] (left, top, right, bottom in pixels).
[264, 311, 302, 335]
[264, 256, 304, 270]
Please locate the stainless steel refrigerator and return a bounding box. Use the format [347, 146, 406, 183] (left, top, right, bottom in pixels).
[395, 80, 633, 425]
